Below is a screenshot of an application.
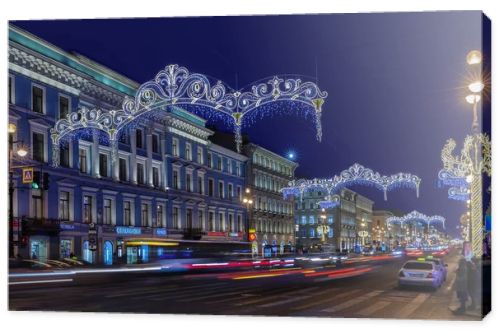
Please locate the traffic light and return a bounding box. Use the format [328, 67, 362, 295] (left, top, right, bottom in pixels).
[42, 172, 50, 190]
[32, 171, 40, 189]
[248, 233, 256, 242]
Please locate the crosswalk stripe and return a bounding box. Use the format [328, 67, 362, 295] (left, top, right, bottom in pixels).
[356, 301, 391, 316]
[393, 293, 430, 318]
[126, 282, 230, 300]
[257, 294, 313, 308]
[234, 286, 319, 306]
[178, 288, 255, 302]
[322, 290, 383, 313]
[291, 288, 359, 311]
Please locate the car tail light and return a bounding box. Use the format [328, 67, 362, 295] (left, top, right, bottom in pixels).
[426, 273, 433, 278]
[399, 271, 405, 277]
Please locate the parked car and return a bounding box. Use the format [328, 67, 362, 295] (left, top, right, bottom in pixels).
[398, 260, 443, 290]
[425, 257, 448, 282]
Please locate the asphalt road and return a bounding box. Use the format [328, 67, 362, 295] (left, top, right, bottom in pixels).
[9, 250, 481, 320]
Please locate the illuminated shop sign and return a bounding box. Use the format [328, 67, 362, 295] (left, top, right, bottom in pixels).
[155, 228, 167, 236]
[116, 226, 142, 235]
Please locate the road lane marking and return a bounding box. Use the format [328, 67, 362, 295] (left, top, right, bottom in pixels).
[178, 288, 256, 302]
[356, 301, 391, 316]
[321, 290, 383, 313]
[9, 278, 73, 285]
[291, 288, 359, 311]
[257, 294, 313, 308]
[393, 293, 430, 318]
[234, 286, 319, 306]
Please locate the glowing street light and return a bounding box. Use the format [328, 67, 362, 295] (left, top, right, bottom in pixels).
[466, 50, 482, 65]
[468, 81, 484, 94]
[8, 123, 17, 134]
[465, 94, 481, 104]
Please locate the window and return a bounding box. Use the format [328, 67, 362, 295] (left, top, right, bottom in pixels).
[156, 205, 163, 227]
[236, 163, 241, 176]
[59, 191, 70, 220]
[141, 203, 149, 227]
[152, 167, 160, 188]
[60, 144, 70, 168]
[136, 129, 143, 149]
[229, 214, 234, 232]
[103, 199, 112, 225]
[219, 213, 225, 231]
[186, 173, 192, 192]
[59, 96, 69, 120]
[237, 215, 242, 232]
[301, 216, 307, 225]
[79, 149, 88, 174]
[186, 209, 193, 229]
[32, 132, 44, 162]
[123, 201, 132, 226]
[207, 153, 212, 168]
[32, 85, 44, 113]
[198, 176, 203, 195]
[172, 138, 179, 157]
[228, 184, 233, 199]
[309, 228, 315, 238]
[99, 153, 108, 178]
[228, 160, 233, 174]
[309, 216, 315, 225]
[218, 181, 224, 199]
[198, 210, 205, 230]
[83, 195, 93, 223]
[217, 156, 222, 171]
[185, 143, 192, 161]
[173, 170, 179, 189]
[173, 207, 180, 229]
[208, 179, 214, 197]
[328, 228, 334, 238]
[152, 134, 159, 153]
[209, 212, 215, 231]
[119, 158, 127, 181]
[8, 76, 13, 104]
[197, 147, 203, 164]
[32, 189, 43, 219]
[137, 163, 145, 185]
[237, 186, 242, 201]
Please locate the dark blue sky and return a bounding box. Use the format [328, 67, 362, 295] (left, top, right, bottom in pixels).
[12, 11, 487, 237]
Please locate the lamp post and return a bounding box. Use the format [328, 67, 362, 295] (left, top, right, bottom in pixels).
[242, 187, 254, 244]
[9, 123, 28, 258]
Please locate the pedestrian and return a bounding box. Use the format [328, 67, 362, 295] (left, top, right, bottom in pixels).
[467, 258, 481, 311]
[452, 257, 469, 315]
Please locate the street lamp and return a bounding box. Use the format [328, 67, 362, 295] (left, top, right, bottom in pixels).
[9, 123, 29, 257]
[466, 50, 482, 65]
[242, 188, 254, 250]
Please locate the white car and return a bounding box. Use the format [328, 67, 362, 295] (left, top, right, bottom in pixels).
[398, 260, 443, 289]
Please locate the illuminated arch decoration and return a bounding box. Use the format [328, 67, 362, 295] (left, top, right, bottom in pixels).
[50, 64, 328, 167]
[386, 210, 446, 230]
[438, 135, 491, 201]
[281, 163, 421, 202]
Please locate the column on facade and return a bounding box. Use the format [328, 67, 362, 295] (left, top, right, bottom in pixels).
[146, 130, 153, 187]
[92, 131, 100, 177]
[112, 139, 119, 181]
[130, 130, 137, 184]
[161, 133, 169, 190]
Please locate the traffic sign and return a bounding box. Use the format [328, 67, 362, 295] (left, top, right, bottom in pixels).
[22, 168, 34, 184]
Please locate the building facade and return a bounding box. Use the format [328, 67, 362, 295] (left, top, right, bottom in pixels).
[243, 144, 297, 256]
[294, 188, 373, 252]
[8, 25, 248, 264]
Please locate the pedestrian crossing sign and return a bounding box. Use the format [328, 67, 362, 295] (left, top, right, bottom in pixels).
[22, 168, 34, 184]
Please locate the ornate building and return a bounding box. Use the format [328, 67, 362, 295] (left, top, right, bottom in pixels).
[242, 144, 297, 256]
[294, 188, 373, 252]
[8, 24, 247, 264]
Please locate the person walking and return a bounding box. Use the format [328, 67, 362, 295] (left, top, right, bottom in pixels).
[452, 257, 469, 315]
[467, 258, 481, 311]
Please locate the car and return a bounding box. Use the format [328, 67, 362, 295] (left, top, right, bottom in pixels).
[362, 247, 375, 256]
[392, 248, 406, 256]
[424, 257, 448, 282]
[294, 253, 342, 268]
[398, 260, 443, 290]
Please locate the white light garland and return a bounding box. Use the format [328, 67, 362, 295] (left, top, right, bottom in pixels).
[281, 163, 421, 201]
[50, 64, 328, 166]
[387, 210, 446, 229]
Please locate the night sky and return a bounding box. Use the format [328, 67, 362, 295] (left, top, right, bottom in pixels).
[12, 11, 488, 237]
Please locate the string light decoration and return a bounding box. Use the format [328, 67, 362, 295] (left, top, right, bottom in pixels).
[281, 163, 421, 202]
[387, 210, 446, 230]
[439, 133, 491, 257]
[50, 64, 328, 166]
